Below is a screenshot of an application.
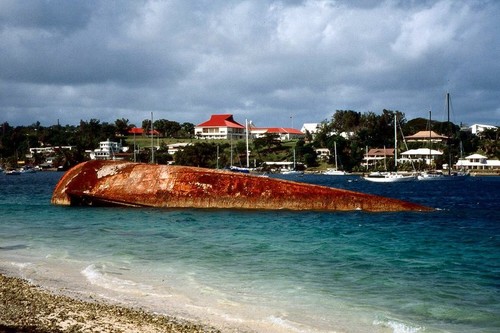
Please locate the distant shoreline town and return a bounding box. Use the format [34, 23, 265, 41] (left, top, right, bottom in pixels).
[1, 110, 499, 176]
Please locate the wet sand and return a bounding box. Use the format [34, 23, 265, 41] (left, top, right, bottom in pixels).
[0, 273, 221, 333]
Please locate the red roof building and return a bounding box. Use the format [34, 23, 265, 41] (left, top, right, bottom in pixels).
[404, 130, 448, 142]
[362, 148, 395, 168]
[128, 127, 160, 136]
[195, 114, 246, 140]
[252, 127, 305, 141]
[194, 114, 305, 141]
[128, 127, 144, 135]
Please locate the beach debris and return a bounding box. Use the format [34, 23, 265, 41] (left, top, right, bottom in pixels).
[51, 160, 432, 212]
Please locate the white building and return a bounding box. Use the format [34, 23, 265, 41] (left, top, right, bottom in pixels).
[456, 154, 500, 170]
[301, 123, 321, 136]
[167, 143, 191, 155]
[400, 148, 444, 165]
[194, 114, 246, 140]
[315, 148, 331, 160]
[90, 139, 127, 160]
[469, 124, 497, 135]
[252, 127, 305, 141]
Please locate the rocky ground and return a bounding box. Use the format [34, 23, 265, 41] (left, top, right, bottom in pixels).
[0, 273, 221, 333]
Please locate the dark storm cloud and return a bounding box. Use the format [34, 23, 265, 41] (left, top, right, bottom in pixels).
[0, 0, 498, 127]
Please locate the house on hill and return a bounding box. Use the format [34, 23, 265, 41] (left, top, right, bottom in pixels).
[404, 130, 448, 143]
[362, 148, 395, 168]
[456, 154, 500, 170]
[400, 148, 443, 165]
[128, 127, 160, 136]
[301, 123, 321, 136]
[253, 127, 305, 141]
[469, 124, 497, 136]
[194, 114, 305, 141]
[194, 114, 245, 140]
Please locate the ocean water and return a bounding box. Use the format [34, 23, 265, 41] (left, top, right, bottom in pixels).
[0, 171, 499, 333]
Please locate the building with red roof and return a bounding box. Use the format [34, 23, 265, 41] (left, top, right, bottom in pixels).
[362, 148, 395, 168]
[251, 127, 305, 141]
[194, 114, 305, 141]
[404, 130, 448, 143]
[195, 114, 246, 140]
[128, 127, 160, 136]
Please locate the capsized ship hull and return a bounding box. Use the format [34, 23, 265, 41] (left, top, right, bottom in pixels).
[51, 160, 432, 212]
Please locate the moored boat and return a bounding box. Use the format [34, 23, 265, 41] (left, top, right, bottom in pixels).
[364, 113, 417, 183]
[364, 171, 417, 183]
[323, 168, 350, 176]
[4, 169, 21, 175]
[323, 142, 350, 175]
[418, 170, 469, 181]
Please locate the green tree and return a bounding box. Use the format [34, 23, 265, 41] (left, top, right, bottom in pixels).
[295, 139, 318, 167]
[142, 119, 152, 135]
[155, 142, 174, 164]
[77, 119, 102, 150]
[253, 133, 281, 152]
[180, 122, 195, 138]
[331, 110, 361, 134]
[174, 142, 218, 168]
[154, 119, 181, 138]
[115, 118, 131, 136]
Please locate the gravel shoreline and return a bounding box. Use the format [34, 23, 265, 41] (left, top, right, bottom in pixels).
[0, 273, 221, 333]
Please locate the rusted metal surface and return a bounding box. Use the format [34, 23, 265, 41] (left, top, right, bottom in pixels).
[51, 160, 433, 212]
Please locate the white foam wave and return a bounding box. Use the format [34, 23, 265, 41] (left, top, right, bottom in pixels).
[373, 318, 423, 333]
[267, 315, 305, 333]
[81, 264, 153, 295]
[10, 261, 33, 269]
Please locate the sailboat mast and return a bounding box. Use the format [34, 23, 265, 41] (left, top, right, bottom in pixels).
[447, 92, 451, 176]
[151, 112, 154, 164]
[394, 113, 397, 170]
[245, 119, 250, 168]
[429, 110, 432, 167]
[334, 141, 338, 170]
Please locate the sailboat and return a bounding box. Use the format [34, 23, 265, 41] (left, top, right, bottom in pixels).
[281, 149, 303, 174]
[229, 119, 252, 173]
[364, 113, 416, 183]
[323, 141, 350, 175]
[417, 109, 445, 180]
[418, 93, 468, 181]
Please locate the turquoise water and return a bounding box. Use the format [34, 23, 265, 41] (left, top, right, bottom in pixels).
[0, 172, 499, 332]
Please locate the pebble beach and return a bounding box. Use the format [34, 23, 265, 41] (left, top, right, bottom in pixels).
[0, 273, 221, 333]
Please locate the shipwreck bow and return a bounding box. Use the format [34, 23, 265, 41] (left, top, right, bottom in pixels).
[51, 160, 432, 212]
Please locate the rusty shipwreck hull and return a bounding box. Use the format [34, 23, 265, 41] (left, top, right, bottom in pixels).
[51, 160, 432, 212]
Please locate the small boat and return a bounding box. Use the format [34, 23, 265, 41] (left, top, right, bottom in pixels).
[418, 170, 468, 181]
[417, 93, 469, 182]
[364, 113, 416, 183]
[4, 169, 21, 176]
[280, 169, 303, 175]
[323, 168, 349, 176]
[417, 171, 444, 181]
[364, 171, 416, 183]
[281, 148, 303, 175]
[324, 142, 350, 176]
[21, 167, 37, 173]
[229, 166, 251, 173]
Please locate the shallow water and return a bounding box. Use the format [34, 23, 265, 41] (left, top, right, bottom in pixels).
[1, 171, 499, 332]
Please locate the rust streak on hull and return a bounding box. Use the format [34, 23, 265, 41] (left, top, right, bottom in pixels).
[51, 160, 433, 212]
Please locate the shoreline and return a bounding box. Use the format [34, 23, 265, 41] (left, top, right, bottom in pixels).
[0, 273, 222, 333]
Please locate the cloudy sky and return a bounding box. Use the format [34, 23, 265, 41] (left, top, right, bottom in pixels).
[1, 0, 499, 129]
